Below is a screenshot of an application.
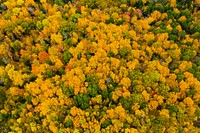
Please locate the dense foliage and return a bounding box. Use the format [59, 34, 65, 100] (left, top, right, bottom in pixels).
[0, 0, 200, 132]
